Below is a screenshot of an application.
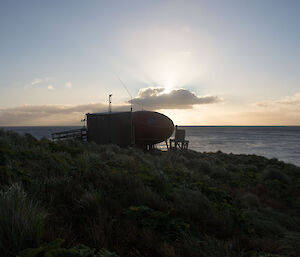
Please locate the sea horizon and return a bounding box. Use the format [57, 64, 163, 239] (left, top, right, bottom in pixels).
[2, 125, 300, 127]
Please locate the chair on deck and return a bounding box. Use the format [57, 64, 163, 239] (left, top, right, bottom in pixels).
[169, 126, 189, 151]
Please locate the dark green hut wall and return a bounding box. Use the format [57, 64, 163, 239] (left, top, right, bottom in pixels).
[86, 112, 133, 147]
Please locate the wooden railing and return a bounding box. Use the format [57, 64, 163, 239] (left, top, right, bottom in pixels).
[51, 128, 87, 142]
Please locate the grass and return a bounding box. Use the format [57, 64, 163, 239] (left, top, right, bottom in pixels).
[0, 129, 300, 257]
[0, 184, 47, 257]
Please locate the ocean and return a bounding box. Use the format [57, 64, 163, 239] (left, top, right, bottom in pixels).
[1, 126, 300, 166]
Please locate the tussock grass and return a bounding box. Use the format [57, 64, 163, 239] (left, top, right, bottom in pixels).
[0, 184, 47, 256]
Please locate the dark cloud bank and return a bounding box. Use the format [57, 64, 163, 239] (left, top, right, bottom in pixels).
[0, 103, 130, 126]
[0, 87, 221, 125]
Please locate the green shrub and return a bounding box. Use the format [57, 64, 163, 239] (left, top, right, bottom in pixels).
[20, 239, 121, 257]
[278, 232, 300, 256]
[262, 166, 291, 184]
[210, 168, 233, 182]
[243, 209, 285, 236]
[171, 188, 217, 231]
[240, 193, 260, 209]
[198, 235, 245, 257]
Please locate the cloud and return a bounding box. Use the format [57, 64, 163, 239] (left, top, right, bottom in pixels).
[256, 93, 300, 110]
[24, 78, 43, 89]
[24, 77, 55, 89]
[0, 86, 221, 125]
[233, 92, 300, 125]
[31, 78, 42, 86]
[0, 103, 131, 126]
[276, 93, 300, 106]
[129, 87, 221, 110]
[65, 82, 72, 88]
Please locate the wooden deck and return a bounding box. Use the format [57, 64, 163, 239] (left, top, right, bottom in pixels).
[51, 128, 87, 142]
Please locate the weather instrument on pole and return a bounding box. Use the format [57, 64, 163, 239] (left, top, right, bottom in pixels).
[108, 94, 112, 113]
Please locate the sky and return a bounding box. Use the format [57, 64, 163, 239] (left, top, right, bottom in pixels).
[0, 0, 300, 126]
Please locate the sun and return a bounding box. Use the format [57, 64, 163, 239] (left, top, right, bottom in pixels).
[163, 80, 175, 94]
[164, 86, 172, 94]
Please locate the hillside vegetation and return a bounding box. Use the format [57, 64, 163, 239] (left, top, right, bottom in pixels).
[0, 129, 300, 257]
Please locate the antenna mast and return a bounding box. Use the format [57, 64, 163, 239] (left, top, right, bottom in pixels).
[116, 76, 133, 112]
